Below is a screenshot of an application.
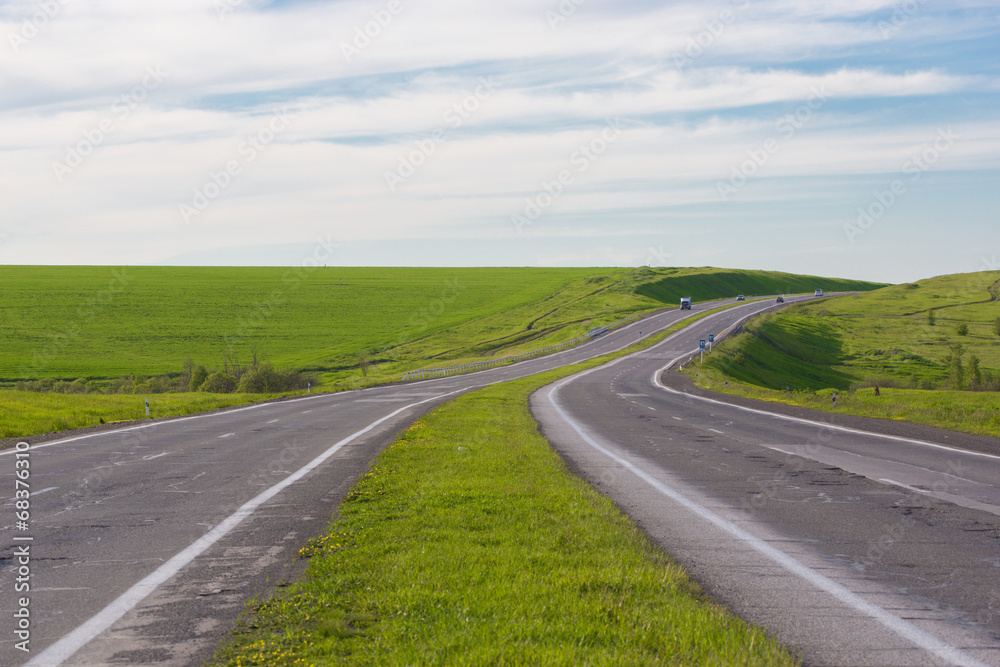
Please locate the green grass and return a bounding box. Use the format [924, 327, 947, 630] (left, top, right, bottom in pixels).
[0, 390, 293, 440]
[0, 265, 883, 384]
[1, 265, 882, 440]
[0, 300, 743, 441]
[634, 266, 877, 305]
[687, 271, 1000, 437]
[211, 359, 798, 666]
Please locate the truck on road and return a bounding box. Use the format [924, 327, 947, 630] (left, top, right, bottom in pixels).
[680, 297, 692, 310]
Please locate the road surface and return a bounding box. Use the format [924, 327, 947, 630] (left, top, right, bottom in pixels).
[1, 296, 749, 666]
[533, 299, 1000, 666]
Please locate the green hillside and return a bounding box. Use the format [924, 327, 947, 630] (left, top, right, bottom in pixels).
[634, 267, 872, 305]
[0, 265, 883, 385]
[691, 271, 1000, 436]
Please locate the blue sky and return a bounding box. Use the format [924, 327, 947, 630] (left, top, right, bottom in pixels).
[1, 0, 997, 283]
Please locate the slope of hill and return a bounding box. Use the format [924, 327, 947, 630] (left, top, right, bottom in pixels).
[690, 271, 1000, 436]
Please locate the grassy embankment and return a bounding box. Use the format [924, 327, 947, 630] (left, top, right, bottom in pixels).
[1, 265, 882, 438]
[686, 271, 1000, 437]
[210, 334, 799, 666]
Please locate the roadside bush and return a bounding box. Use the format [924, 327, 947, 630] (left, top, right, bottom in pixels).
[236, 364, 310, 393]
[956, 323, 969, 336]
[200, 371, 238, 393]
[190, 365, 209, 391]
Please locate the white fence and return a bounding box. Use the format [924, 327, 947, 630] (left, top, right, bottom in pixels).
[401, 313, 642, 381]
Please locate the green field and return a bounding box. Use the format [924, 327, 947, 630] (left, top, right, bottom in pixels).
[0, 266, 881, 384]
[212, 358, 798, 666]
[1, 265, 882, 439]
[688, 271, 1000, 436]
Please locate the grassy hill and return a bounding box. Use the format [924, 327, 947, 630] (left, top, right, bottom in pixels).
[1, 265, 883, 438]
[0, 265, 883, 385]
[634, 266, 869, 305]
[690, 271, 1000, 436]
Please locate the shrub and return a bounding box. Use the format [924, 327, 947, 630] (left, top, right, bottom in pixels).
[190, 365, 209, 391]
[956, 323, 969, 336]
[927, 310, 936, 326]
[200, 371, 238, 393]
[236, 364, 310, 393]
[969, 355, 982, 389]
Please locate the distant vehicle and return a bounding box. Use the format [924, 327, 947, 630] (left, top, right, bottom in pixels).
[815, 289, 824, 296]
[737, 295, 745, 301]
[680, 297, 692, 310]
[776, 296, 784, 303]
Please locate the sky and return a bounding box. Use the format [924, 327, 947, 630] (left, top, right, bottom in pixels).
[1, 0, 998, 283]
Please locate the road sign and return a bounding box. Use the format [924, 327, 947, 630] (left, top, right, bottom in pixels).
[709, 334, 715, 343]
[699, 340, 706, 350]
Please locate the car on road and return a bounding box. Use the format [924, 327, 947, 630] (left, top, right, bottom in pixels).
[776, 296, 784, 303]
[815, 289, 824, 296]
[737, 294, 745, 301]
[680, 296, 692, 310]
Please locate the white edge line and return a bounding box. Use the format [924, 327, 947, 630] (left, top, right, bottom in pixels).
[25, 387, 466, 667]
[0, 380, 384, 457]
[880, 478, 931, 494]
[651, 352, 1000, 462]
[544, 374, 988, 667]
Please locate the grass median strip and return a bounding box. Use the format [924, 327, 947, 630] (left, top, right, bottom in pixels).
[212, 357, 798, 665]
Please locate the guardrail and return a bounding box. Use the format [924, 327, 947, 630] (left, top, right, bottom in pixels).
[401, 313, 642, 381]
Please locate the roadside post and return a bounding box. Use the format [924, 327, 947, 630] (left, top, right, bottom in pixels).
[700, 339, 706, 363]
[145, 398, 150, 417]
[709, 333, 715, 352]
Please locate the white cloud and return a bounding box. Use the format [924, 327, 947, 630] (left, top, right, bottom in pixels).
[0, 0, 997, 277]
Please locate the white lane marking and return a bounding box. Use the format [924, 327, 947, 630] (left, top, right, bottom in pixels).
[302, 410, 312, 414]
[218, 433, 235, 439]
[708, 428, 724, 434]
[880, 478, 931, 494]
[267, 419, 279, 424]
[651, 353, 1000, 462]
[545, 374, 988, 667]
[672, 416, 683, 421]
[25, 386, 470, 667]
[31, 487, 58, 498]
[142, 453, 168, 461]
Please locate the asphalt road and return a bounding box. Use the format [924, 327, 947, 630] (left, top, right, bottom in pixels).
[0, 297, 731, 667]
[532, 298, 1000, 666]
